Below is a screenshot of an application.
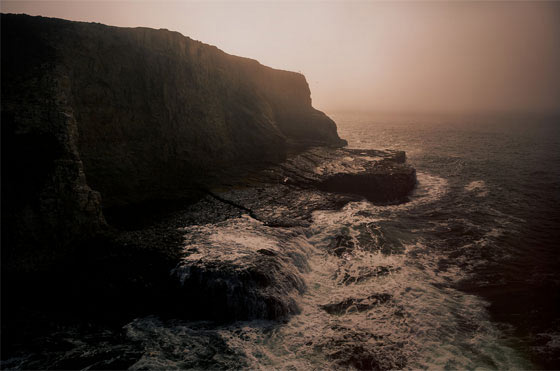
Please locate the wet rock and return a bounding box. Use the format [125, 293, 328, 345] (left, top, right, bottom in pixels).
[1, 13, 344, 273]
[210, 148, 417, 227]
[0, 327, 142, 370]
[315, 326, 407, 370]
[316, 157, 417, 204]
[1, 13, 422, 371]
[336, 266, 401, 285]
[172, 217, 310, 320]
[1, 68, 105, 274]
[320, 293, 392, 315]
[125, 317, 249, 370]
[328, 229, 356, 257]
[256, 248, 277, 256]
[262, 148, 415, 205]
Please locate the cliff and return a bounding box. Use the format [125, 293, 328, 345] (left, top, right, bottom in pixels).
[1, 14, 421, 369]
[1, 14, 345, 271]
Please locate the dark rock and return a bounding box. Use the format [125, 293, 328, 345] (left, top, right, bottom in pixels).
[157, 148, 416, 322]
[320, 293, 392, 315]
[257, 248, 278, 256]
[0, 326, 143, 371]
[2, 13, 345, 209]
[210, 148, 417, 227]
[1, 13, 422, 370]
[124, 317, 250, 370]
[1, 15, 414, 275]
[315, 155, 417, 204]
[336, 265, 401, 285]
[328, 229, 356, 257]
[265, 148, 416, 204]
[0, 47, 106, 273]
[314, 326, 407, 370]
[1, 14, 344, 272]
[171, 216, 310, 320]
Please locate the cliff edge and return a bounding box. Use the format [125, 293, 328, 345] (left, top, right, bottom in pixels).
[1, 14, 345, 272]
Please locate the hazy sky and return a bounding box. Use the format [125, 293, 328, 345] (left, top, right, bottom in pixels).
[3, 1, 560, 114]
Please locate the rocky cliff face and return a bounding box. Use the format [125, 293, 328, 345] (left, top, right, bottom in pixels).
[1, 14, 345, 271]
[1, 17, 105, 272]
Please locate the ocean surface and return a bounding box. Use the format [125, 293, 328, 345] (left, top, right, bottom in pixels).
[126, 112, 559, 369]
[329, 112, 560, 369]
[5, 112, 560, 370]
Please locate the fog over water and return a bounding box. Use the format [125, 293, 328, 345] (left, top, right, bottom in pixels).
[3, 1, 560, 115]
[2, 3, 560, 368]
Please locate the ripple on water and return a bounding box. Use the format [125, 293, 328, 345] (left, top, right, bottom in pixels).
[123, 172, 531, 370]
[465, 180, 489, 197]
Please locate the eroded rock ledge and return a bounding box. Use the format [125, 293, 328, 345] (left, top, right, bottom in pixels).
[1, 14, 419, 369]
[1, 14, 416, 327]
[170, 148, 416, 320]
[2, 146, 417, 368]
[208, 147, 417, 227]
[1, 14, 345, 273]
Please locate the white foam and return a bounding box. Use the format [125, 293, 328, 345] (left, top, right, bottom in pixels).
[260, 184, 530, 370]
[465, 180, 489, 197]
[360, 155, 384, 162]
[142, 174, 528, 370]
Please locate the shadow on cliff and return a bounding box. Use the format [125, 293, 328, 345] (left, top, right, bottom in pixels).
[1, 15, 422, 369]
[1, 13, 346, 275]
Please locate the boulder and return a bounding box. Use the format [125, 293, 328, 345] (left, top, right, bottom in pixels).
[172, 216, 310, 320]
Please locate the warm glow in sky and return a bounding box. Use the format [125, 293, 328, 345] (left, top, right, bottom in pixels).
[3, 1, 560, 114]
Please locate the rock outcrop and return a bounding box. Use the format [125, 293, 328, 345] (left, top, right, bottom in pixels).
[172, 216, 310, 320]
[1, 14, 345, 272]
[0, 23, 105, 272]
[169, 148, 415, 321]
[1, 14, 421, 370]
[208, 148, 417, 227]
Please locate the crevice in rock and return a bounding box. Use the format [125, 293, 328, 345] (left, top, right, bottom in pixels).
[203, 189, 263, 223]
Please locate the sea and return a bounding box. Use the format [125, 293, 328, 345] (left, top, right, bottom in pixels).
[125, 112, 560, 369]
[5, 112, 560, 370]
[330, 112, 560, 369]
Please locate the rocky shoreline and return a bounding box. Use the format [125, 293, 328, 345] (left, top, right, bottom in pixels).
[2, 146, 416, 369]
[1, 13, 345, 276]
[171, 147, 416, 321]
[1, 14, 416, 369]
